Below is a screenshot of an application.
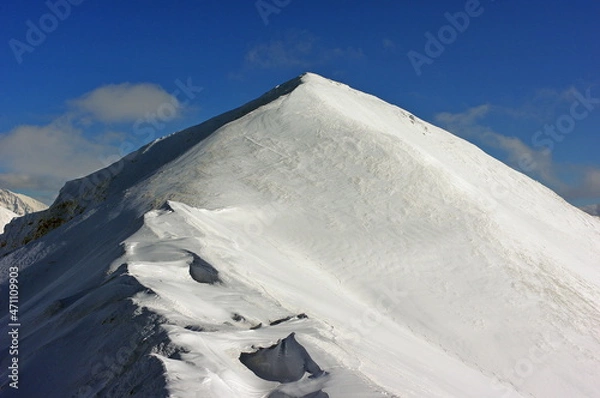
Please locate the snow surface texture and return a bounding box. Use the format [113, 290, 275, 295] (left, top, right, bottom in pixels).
[1, 73, 600, 398]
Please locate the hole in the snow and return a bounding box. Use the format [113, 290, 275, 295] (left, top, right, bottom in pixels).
[270, 313, 309, 326]
[270, 316, 293, 326]
[239, 333, 325, 383]
[232, 313, 245, 322]
[183, 325, 204, 332]
[188, 253, 220, 284]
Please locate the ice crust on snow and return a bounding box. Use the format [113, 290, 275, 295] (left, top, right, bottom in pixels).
[1, 73, 600, 397]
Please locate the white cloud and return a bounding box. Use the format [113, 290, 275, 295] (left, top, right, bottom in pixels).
[70, 83, 180, 123]
[0, 115, 119, 202]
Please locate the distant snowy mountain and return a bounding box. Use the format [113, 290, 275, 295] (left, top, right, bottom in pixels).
[0, 189, 47, 234]
[1, 73, 599, 398]
[581, 204, 600, 217]
[0, 207, 17, 234]
[0, 188, 47, 216]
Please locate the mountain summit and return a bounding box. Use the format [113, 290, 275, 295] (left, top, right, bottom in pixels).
[1, 73, 599, 397]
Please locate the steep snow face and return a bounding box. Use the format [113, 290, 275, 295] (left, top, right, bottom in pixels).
[1, 73, 600, 398]
[0, 189, 47, 216]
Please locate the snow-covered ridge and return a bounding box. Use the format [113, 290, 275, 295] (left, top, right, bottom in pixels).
[1, 72, 600, 397]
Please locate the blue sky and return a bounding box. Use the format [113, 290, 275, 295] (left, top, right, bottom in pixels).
[1, 0, 599, 205]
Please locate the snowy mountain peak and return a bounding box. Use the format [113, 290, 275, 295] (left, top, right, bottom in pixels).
[0, 188, 47, 235]
[0, 188, 47, 216]
[1, 73, 600, 397]
[299, 71, 342, 84]
[0, 207, 17, 234]
[0, 72, 353, 251]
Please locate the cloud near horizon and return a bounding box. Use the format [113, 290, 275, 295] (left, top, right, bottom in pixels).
[435, 101, 600, 203]
[0, 82, 183, 204]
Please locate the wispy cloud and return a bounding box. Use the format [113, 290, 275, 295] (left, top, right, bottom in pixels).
[496, 86, 586, 123]
[246, 34, 314, 69]
[435, 89, 600, 203]
[435, 104, 557, 184]
[244, 30, 363, 70]
[70, 83, 180, 123]
[382, 38, 396, 51]
[563, 168, 600, 201]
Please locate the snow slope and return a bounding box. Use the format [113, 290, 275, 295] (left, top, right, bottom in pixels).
[1, 73, 599, 398]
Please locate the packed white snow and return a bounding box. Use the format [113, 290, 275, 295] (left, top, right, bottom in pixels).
[1, 73, 599, 398]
